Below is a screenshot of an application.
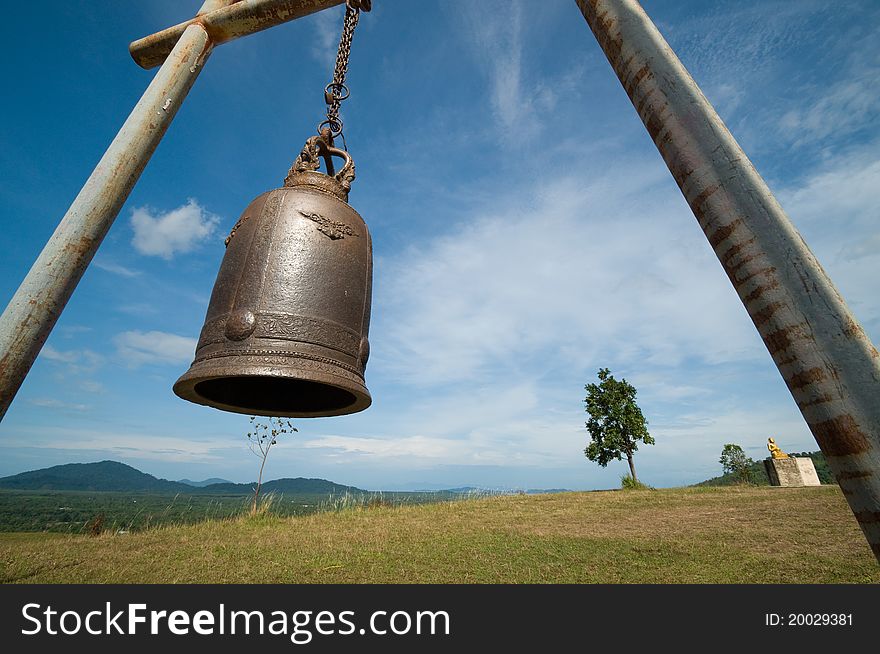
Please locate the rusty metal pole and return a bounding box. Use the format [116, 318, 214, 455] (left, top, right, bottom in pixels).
[0, 0, 344, 421]
[575, 0, 880, 560]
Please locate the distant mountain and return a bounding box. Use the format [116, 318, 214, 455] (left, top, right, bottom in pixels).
[199, 478, 362, 495]
[0, 461, 364, 496]
[0, 461, 191, 492]
[439, 487, 483, 494]
[178, 478, 232, 488]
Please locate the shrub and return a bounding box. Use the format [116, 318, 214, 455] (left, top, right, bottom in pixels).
[620, 474, 654, 490]
[85, 512, 105, 537]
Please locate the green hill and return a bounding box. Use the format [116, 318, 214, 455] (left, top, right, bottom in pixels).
[0, 461, 191, 493]
[696, 450, 835, 487]
[0, 461, 363, 496]
[178, 478, 231, 487]
[199, 478, 362, 495]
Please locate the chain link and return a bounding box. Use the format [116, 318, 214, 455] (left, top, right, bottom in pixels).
[320, 1, 365, 140]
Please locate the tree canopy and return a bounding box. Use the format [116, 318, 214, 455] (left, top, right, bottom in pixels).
[719, 443, 754, 484]
[583, 368, 654, 482]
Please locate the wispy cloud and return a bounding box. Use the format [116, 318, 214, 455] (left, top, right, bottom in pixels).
[664, 0, 879, 153]
[841, 233, 880, 262]
[41, 345, 80, 364]
[80, 381, 104, 394]
[8, 425, 228, 464]
[457, 0, 576, 143]
[130, 199, 220, 260]
[28, 398, 90, 412]
[40, 345, 103, 374]
[117, 303, 160, 317]
[114, 330, 197, 367]
[58, 325, 93, 338]
[93, 259, 141, 277]
[781, 150, 880, 235]
[309, 4, 345, 69]
[776, 23, 880, 147]
[774, 144, 880, 329]
[374, 158, 763, 387]
[779, 75, 880, 146]
[303, 435, 470, 460]
[667, 1, 823, 82]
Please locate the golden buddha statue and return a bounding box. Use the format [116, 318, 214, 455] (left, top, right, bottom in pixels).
[767, 437, 789, 459]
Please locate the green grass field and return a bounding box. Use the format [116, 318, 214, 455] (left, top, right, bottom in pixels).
[1, 485, 877, 583]
[0, 488, 467, 534]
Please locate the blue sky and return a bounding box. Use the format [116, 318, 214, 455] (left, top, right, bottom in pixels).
[1, 0, 878, 490]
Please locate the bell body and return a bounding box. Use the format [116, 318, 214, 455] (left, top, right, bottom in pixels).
[174, 170, 372, 417]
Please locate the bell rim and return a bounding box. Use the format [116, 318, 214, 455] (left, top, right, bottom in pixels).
[173, 364, 371, 418]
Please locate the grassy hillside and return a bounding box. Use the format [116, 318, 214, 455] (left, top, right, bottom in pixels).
[1, 486, 876, 583]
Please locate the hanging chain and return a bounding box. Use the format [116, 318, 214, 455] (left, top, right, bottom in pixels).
[319, 0, 371, 143]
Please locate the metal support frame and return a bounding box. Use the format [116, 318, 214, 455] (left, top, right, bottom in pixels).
[131, 0, 345, 70]
[0, 0, 878, 559]
[576, 0, 880, 560]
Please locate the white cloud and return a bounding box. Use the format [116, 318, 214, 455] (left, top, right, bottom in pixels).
[93, 259, 140, 277]
[117, 303, 160, 317]
[40, 345, 103, 373]
[303, 435, 469, 460]
[662, 1, 878, 153]
[7, 425, 227, 464]
[668, 1, 821, 82]
[130, 199, 220, 259]
[457, 0, 577, 143]
[309, 4, 345, 69]
[775, 22, 880, 147]
[776, 146, 880, 330]
[374, 159, 763, 387]
[28, 398, 90, 412]
[41, 345, 79, 364]
[114, 330, 197, 367]
[80, 381, 104, 394]
[58, 325, 93, 338]
[781, 152, 880, 232]
[842, 233, 880, 262]
[779, 76, 880, 146]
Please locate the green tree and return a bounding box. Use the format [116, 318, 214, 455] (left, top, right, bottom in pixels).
[583, 368, 654, 483]
[719, 443, 754, 484]
[247, 416, 297, 515]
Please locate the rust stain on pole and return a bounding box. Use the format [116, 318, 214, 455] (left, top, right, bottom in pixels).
[576, 0, 880, 559]
[130, 0, 345, 69]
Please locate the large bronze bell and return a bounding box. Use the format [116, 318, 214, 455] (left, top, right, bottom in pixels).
[174, 136, 372, 417]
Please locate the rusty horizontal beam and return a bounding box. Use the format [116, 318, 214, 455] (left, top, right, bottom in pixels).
[575, 0, 880, 561]
[130, 0, 345, 69]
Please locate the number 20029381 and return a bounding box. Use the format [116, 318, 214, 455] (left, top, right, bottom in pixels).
[765, 614, 852, 626]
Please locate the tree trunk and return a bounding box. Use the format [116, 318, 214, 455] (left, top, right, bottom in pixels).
[251, 452, 268, 515]
[627, 453, 637, 483]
